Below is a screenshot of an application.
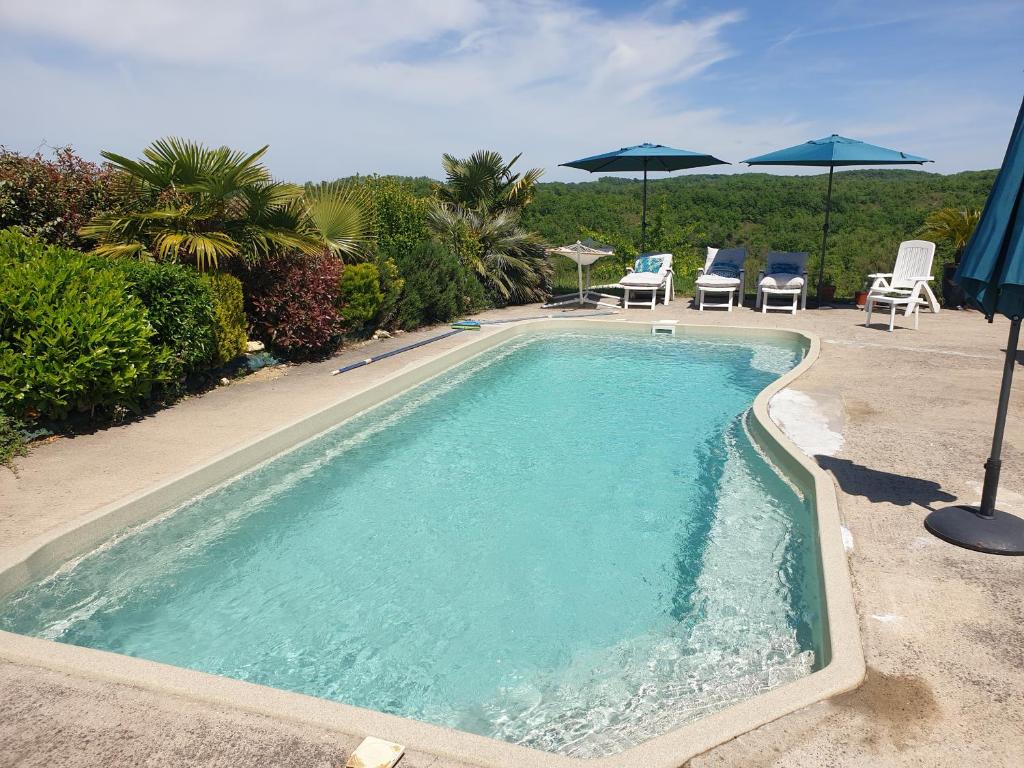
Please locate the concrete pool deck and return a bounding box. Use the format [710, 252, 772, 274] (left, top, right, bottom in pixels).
[1, 301, 1022, 767]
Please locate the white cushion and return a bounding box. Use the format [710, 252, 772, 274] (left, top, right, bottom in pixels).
[620, 272, 666, 287]
[696, 273, 741, 287]
[760, 273, 804, 289]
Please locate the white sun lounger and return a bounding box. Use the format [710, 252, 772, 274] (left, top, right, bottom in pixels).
[756, 251, 809, 314]
[865, 240, 939, 331]
[619, 252, 674, 309]
[696, 247, 747, 310]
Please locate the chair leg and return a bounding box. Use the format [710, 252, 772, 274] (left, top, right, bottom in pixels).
[699, 289, 704, 311]
[623, 288, 630, 308]
[914, 305, 919, 330]
[889, 302, 896, 332]
[865, 298, 873, 326]
[650, 288, 656, 310]
[801, 285, 807, 311]
[790, 293, 797, 314]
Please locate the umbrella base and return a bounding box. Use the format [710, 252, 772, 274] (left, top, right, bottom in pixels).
[924, 505, 1024, 555]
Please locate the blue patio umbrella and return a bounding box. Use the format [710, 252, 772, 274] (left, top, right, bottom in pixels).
[744, 135, 932, 303]
[925, 97, 1024, 555]
[561, 143, 728, 251]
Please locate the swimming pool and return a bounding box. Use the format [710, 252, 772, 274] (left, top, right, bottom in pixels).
[0, 327, 829, 758]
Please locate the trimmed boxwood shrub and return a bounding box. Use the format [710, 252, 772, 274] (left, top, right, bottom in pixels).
[240, 252, 345, 360]
[113, 260, 218, 380]
[203, 272, 247, 364]
[338, 262, 384, 333]
[0, 229, 170, 421]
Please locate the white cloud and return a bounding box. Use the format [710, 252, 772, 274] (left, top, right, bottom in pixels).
[1, 1, 775, 180]
[3, 0, 1007, 182]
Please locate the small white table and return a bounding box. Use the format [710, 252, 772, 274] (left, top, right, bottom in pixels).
[760, 286, 801, 314]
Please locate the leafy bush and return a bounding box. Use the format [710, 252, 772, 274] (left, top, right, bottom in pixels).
[0, 146, 132, 249]
[240, 252, 345, 360]
[374, 255, 404, 328]
[114, 260, 218, 379]
[360, 176, 432, 258]
[203, 272, 247, 364]
[0, 229, 170, 421]
[393, 241, 487, 330]
[338, 262, 384, 333]
[0, 413, 28, 471]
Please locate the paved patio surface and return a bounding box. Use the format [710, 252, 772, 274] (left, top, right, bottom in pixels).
[1, 299, 1022, 767]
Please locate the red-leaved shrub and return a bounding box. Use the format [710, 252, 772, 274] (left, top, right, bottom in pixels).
[0, 146, 133, 249]
[240, 252, 345, 360]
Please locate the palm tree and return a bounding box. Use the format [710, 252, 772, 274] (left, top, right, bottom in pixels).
[918, 207, 981, 263]
[81, 138, 371, 270]
[429, 150, 550, 303]
[436, 150, 543, 214]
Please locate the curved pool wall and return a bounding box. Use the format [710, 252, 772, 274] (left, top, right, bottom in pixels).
[0, 319, 864, 768]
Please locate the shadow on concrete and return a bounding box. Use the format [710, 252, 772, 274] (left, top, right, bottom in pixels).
[816, 455, 957, 511]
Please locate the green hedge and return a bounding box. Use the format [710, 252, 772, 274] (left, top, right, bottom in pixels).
[0, 229, 171, 421]
[203, 272, 247, 364]
[393, 241, 486, 330]
[113, 260, 218, 380]
[338, 262, 385, 333]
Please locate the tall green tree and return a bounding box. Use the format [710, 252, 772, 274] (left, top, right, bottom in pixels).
[81, 138, 371, 270]
[429, 150, 550, 304]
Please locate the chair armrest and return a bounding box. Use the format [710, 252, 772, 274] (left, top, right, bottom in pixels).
[625, 267, 635, 274]
[696, 268, 705, 278]
[867, 272, 893, 278]
[909, 276, 934, 281]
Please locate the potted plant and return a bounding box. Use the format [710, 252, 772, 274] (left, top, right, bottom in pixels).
[854, 280, 869, 309]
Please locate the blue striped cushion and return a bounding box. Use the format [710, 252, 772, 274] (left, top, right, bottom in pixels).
[710, 263, 740, 279]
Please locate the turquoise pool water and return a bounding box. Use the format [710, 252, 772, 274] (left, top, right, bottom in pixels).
[0, 329, 824, 757]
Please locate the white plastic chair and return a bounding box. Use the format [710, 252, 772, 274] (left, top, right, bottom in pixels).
[864, 240, 939, 331]
[695, 247, 747, 311]
[756, 251, 809, 314]
[620, 252, 674, 309]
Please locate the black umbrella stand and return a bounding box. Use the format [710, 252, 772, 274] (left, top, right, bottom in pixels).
[641, 162, 648, 253]
[925, 316, 1024, 555]
[816, 166, 835, 305]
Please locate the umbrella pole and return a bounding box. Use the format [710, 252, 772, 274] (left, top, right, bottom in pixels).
[980, 316, 1021, 516]
[641, 162, 648, 253]
[924, 316, 1024, 555]
[577, 259, 584, 304]
[816, 166, 835, 305]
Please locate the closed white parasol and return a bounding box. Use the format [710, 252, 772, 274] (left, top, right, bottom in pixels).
[544, 240, 619, 309]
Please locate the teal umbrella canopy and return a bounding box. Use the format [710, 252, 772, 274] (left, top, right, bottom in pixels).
[923, 97, 1024, 555]
[561, 143, 728, 250]
[743, 134, 931, 167]
[744, 135, 931, 303]
[562, 143, 728, 173]
[955, 99, 1024, 320]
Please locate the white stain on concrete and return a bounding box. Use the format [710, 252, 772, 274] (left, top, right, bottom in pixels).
[769, 389, 845, 458]
[841, 526, 855, 553]
[870, 613, 903, 624]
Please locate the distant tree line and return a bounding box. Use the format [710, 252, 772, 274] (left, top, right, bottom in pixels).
[522, 169, 995, 298]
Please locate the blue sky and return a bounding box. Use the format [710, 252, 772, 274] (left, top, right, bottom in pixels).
[1, 0, 1021, 182]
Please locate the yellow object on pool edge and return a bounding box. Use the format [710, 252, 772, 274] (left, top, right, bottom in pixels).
[345, 736, 405, 768]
